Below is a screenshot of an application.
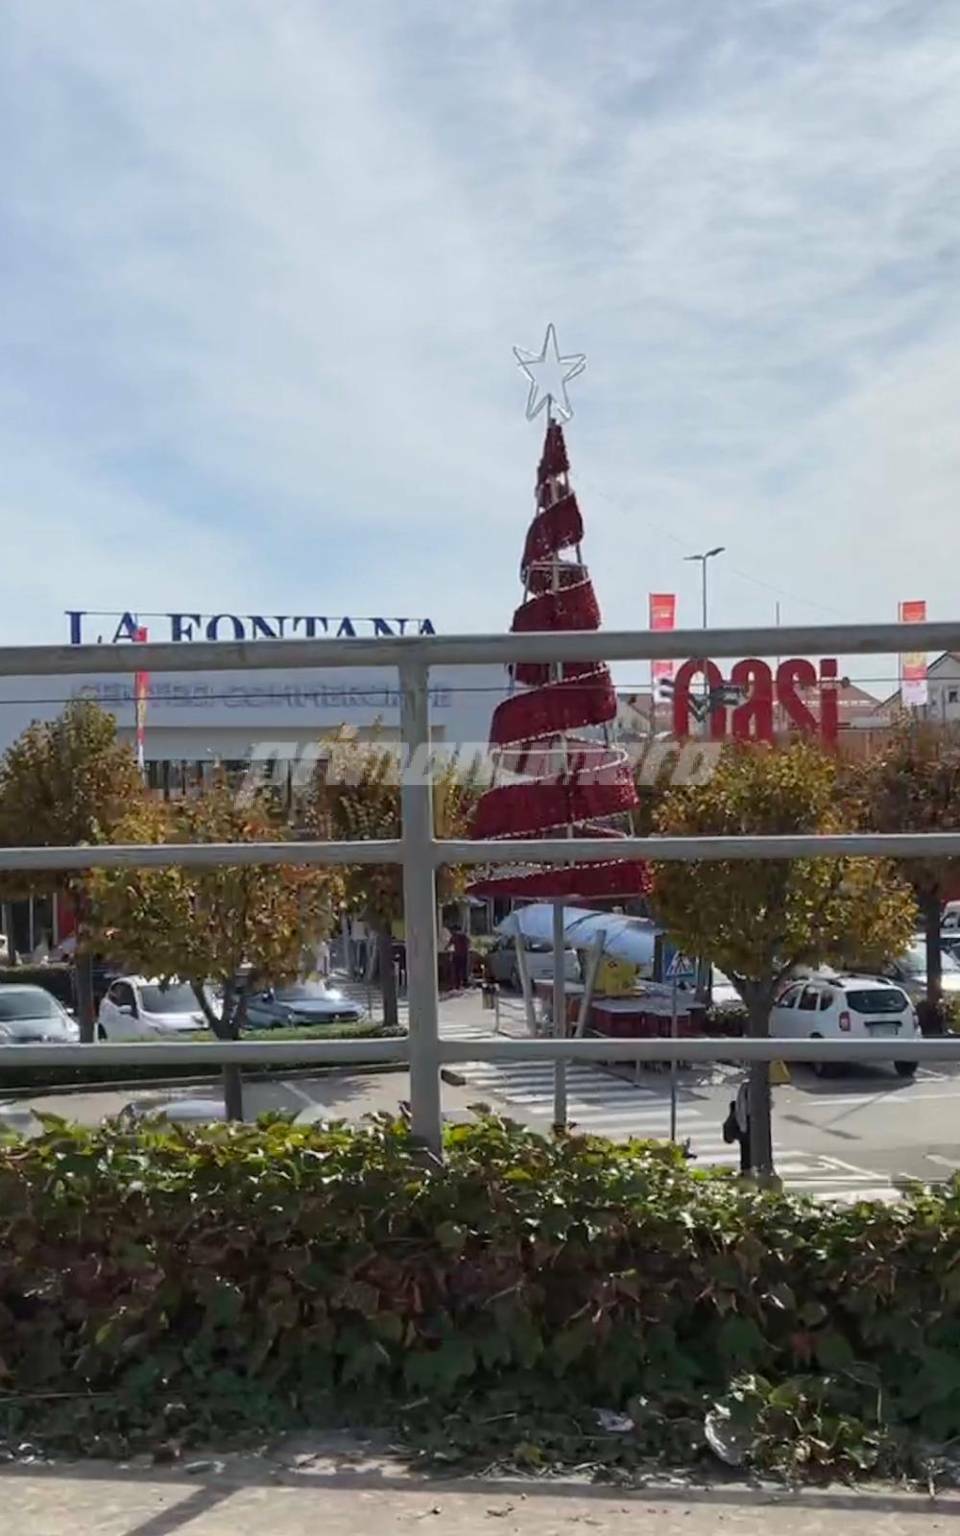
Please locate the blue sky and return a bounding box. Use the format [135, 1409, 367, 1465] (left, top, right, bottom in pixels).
[3, 0, 960, 696]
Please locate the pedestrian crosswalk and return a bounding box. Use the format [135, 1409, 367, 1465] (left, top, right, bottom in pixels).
[441, 1057, 900, 1205]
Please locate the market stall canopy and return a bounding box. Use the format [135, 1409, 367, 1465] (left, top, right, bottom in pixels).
[496, 904, 659, 968]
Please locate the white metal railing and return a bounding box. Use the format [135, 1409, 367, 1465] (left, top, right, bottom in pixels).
[0, 620, 955, 1153]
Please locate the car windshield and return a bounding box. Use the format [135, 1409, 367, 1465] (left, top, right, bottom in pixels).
[140, 983, 198, 1013]
[903, 943, 960, 975]
[274, 982, 329, 1002]
[0, 989, 60, 1020]
[845, 989, 910, 1014]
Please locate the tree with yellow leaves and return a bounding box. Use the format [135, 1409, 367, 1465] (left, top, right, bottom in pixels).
[306, 733, 481, 1025]
[94, 781, 340, 1118]
[651, 741, 916, 1176]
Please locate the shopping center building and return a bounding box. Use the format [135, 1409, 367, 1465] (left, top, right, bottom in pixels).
[1, 609, 513, 798]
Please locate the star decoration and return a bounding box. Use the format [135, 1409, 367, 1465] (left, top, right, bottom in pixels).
[513, 323, 586, 422]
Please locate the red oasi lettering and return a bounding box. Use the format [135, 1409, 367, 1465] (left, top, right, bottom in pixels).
[672, 657, 727, 740]
[776, 658, 819, 735]
[731, 659, 774, 741]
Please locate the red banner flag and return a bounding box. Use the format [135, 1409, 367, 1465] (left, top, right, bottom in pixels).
[134, 626, 149, 772]
[899, 600, 927, 708]
[649, 593, 676, 701]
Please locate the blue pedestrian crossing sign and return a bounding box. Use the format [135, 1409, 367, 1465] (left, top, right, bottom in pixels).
[664, 947, 697, 981]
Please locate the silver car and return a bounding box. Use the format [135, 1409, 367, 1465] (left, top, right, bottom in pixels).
[485, 936, 580, 991]
[245, 980, 366, 1028]
[881, 941, 960, 1006]
[0, 985, 79, 1043]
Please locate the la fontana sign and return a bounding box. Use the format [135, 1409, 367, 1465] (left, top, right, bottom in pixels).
[669, 657, 840, 747]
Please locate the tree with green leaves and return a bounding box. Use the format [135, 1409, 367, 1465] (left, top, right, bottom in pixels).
[651, 741, 916, 1177]
[306, 733, 481, 1025]
[848, 718, 960, 1025]
[94, 782, 339, 1119]
[0, 699, 149, 1040]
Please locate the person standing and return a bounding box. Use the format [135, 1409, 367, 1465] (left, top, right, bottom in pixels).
[451, 927, 470, 990]
[723, 1078, 752, 1174]
[315, 936, 331, 979]
[350, 917, 368, 980]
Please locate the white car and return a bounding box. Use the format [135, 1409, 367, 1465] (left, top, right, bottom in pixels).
[98, 977, 207, 1041]
[771, 975, 920, 1078]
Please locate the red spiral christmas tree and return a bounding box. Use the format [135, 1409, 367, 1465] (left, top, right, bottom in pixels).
[469, 417, 651, 902]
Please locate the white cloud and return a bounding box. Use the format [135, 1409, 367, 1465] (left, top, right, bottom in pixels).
[1, 0, 959, 694]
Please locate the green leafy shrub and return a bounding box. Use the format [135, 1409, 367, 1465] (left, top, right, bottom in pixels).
[0, 1023, 404, 1092]
[0, 1115, 958, 1475]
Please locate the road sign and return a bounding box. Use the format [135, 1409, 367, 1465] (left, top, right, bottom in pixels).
[664, 947, 697, 981]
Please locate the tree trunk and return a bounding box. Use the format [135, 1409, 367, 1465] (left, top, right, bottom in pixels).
[378, 926, 398, 1028]
[222, 1063, 244, 1122]
[193, 978, 244, 1121]
[746, 994, 774, 1178]
[922, 886, 943, 1026]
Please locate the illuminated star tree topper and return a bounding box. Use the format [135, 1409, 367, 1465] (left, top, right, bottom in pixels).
[513, 323, 586, 422]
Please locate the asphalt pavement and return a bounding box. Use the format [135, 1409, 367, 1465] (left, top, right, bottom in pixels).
[6, 1464, 959, 1536]
[10, 986, 960, 1202]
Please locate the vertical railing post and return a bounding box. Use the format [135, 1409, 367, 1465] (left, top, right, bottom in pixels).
[552, 898, 568, 1134]
[399, 661, 442, 1155]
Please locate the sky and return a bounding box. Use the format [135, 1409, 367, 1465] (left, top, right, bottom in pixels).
[2, 0, 960, 697]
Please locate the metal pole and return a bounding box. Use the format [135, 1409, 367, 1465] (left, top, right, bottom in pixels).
[669, 973, 678, 1142]
[552, 897, 567, 1134]
[701, 559, 708, 629]
[399, 661, 442, 1154]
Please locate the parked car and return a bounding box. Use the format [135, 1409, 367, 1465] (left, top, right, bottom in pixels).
[771, 974, 920, 1078]
[0, 1101, 40, 1136]
[485, 936, 580, 991]
[879, 941, 960, 1007]
[97, 977, 208, 1040]
[0, 985, 79, 1043]
[116, 1096, 228, 1126]
[244, 980, 366, 1028]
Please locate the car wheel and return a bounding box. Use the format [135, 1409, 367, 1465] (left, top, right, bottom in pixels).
[894, 1060, 918, 1078]
[809, 1033, 830, 1078]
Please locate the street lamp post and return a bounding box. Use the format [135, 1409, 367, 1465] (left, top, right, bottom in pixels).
[684, 546, 725, 629]
[684, 547, 725, 728]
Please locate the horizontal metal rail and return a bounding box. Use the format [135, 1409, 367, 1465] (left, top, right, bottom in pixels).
[2, 1037, 959, 1070]
[0, 619, 955, 676]
[3, 831, 960, 873]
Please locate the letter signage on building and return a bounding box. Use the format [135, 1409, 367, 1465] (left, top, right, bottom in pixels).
[670, 657, 839, 746]
[66, 611, 436, 646]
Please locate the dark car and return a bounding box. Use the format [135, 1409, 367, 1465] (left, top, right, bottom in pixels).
[245, 980, 366, 1028]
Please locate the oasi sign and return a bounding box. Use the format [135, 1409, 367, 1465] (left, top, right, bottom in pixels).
[670, 657, 839, 747]
[66, 611, 436, 645]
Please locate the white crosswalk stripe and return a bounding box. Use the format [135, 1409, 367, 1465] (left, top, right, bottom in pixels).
[445, 1057, 902, 1205]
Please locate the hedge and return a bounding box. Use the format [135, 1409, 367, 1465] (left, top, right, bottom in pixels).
[1, 1116, 958, 1478]
[0, 1023, 405, 1093]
